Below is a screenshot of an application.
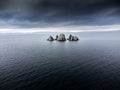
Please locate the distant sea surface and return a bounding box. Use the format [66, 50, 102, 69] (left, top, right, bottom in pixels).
[0, 32, 120, 90]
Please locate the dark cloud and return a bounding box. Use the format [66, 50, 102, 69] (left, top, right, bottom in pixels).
[0, 0, 120, 28]
[33, 0, 120, 14]
[0, 0, 120, 13]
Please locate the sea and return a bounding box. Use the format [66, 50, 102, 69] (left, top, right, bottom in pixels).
[0, 32, 120, 90]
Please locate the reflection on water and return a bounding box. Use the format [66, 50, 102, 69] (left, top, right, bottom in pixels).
[0, 32, 120, 90]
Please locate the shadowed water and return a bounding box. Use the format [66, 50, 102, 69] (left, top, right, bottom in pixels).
[0, 32, 120, 90]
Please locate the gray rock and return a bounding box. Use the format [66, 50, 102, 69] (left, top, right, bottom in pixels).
[71, 36, 74, 41]
[47, 34, 79, 41]
[67, 34, 72, 40]
[67, 35, 79, 41]
[55, 35, 58, 40]
[57, 34, 66, 41]
[47, 36, 54, 41]
[73, 36, 79, 41]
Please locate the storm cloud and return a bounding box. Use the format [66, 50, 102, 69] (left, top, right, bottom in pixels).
[0, 0, 120, 30]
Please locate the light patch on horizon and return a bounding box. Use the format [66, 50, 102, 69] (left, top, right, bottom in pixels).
[0, 25, 120, 33]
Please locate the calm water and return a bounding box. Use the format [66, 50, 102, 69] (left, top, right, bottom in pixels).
[0, 32, 120, 90]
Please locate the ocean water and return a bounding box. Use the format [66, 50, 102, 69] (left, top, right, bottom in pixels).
[0, 32, 120, 90]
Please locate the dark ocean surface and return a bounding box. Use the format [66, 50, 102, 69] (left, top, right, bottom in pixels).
[0, 32, 120, 90]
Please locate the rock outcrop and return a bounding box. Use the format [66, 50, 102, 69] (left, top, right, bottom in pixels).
[67, 35, 79, 41]
[73, 36, 79, 41]
[47, 36, 54, 41]
[57, 34, 66, 41]
[55, 35, 58, 40]
[47, 34, 79, 41]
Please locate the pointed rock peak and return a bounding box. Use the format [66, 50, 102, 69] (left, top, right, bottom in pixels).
[47, 36, 54, 41]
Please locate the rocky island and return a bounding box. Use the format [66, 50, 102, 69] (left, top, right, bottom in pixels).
[47, 34, 79, 41]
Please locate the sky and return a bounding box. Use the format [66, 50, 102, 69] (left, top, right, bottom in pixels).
[0, 0, 120, 32]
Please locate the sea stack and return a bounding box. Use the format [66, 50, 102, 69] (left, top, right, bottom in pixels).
[47, 36, 54, 41]
[67, 35, 79, 41]
[57, 33, 66, 41]
[55, 35, 58, 40]
[67, 34, 72, 40]
[47, 34, 79, 41]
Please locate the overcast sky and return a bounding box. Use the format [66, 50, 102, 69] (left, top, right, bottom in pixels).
[0, 0, 120, 32]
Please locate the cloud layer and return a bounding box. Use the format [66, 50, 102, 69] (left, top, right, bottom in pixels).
[0, 0, 120, 30]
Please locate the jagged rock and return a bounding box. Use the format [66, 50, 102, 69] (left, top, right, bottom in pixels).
[55, 35, 58, 40]
[67, 34, 72, 40]
[73, 36, 79, 41]
[47, 36, 54, 41]
[57, 34, 66, 41]
[47, 34, 79, 41]
[71, 36, 74, 41]
[67, 35, 79, 41]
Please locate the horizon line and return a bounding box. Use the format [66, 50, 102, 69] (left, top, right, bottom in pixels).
[0, 25, 120, 33]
